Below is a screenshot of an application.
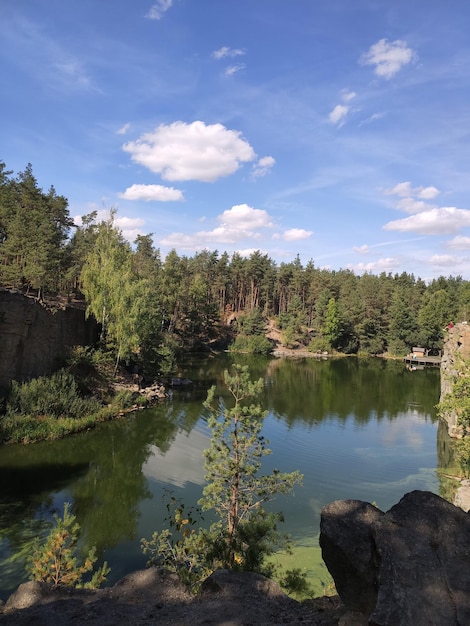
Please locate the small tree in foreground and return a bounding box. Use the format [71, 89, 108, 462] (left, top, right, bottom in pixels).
[201, 365, 303, 569]
[28, 503, 110, 589]
[142, 365, 305, 591]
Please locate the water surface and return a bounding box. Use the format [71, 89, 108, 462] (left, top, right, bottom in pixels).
[0, 355, 442, 598]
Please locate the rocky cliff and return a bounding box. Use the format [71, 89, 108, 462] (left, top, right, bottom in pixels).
[0, 290, 99, 388]
[320, 490, 470, 626]
[440, 322, 470, 437]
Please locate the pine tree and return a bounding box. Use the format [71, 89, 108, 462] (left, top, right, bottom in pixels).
[201, 365, 303, 569]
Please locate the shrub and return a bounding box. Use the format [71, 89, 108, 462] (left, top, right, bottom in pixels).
[454, 438, 470, 478]
[229, 334, 272, 355]
[5, 370, 101, 420]
[28, 503, 109, 589]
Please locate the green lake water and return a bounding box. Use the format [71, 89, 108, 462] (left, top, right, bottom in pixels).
[0, 355, 445, 598]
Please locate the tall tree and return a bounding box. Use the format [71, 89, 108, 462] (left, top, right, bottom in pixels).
[80, 212, 144, 369]
[201, 365, 303, 568]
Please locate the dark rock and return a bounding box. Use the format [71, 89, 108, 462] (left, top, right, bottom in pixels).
[0, 568, 341, 625]
[440, 322, 470, 438]
[0, 290, 99, 387]
[320, 490, 470, 626]
[320, 500, 383, 615]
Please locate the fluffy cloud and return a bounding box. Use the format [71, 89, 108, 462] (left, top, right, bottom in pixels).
[447, 236, 470, 250]
[384, 181, 440, 214]
[360, 39, 416, 79]
[353, 244, 369, 254]
[384, 207, 470, 235]
[354, 257, 401, 273]
[160, 203, 273, 249]
[123, 121, 256, 182]
[277, 228, 313, 241]
[146, 0, 173, 20]
[118, 184, 184, 202]
[251, 156, 275, 178]
[385, 181, 440, 200]
[329, 104, 349, 126]
[430, 254, 462, 267]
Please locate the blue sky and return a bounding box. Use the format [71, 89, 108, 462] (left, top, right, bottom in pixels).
[2, 0, 470, 280]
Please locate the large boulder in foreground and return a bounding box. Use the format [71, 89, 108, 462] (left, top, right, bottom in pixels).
[320, 490, 470, 626]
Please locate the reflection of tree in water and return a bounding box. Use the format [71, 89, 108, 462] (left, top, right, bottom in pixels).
[0, 461, 89, 597]
[259, 357, 440, 428]
[436, 418, 459, 503]
[0, 401, 201, 597]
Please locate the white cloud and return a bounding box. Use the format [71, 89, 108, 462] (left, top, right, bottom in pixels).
[278, 228, 313, 241]
[385, 181, 440, 200]
[430, 254, 462, 267]
[384, 181, 440, 213]
[119, 184, 184, 202]
[384, 207, 470, 235]
[212, 46, 245, 60]
[396, 198, 434, 214]
[74, 209, 145, 242]
[329, 104, 349, 126]
[224, 64, 246, 77]
[219, 203, 273, 230]
[160, 203, 274, 249]
[123, 121, 256, 182]
[360, 39, 416, 79]
[146, 0, 173, 20]
[341, 89, 356, 102]
[447, 236, 470, 250]
[353, 244, 369, 254]
[417, 186, 440, 200]
[252, 155, 275, 178]
[117, 122, 131, 135]
[354, 257, 401, 273]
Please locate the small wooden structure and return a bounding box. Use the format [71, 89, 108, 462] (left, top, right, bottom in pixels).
[404, 347, 441, 368]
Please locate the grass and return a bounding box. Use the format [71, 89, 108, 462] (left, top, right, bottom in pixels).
[268, 537, 336, 599]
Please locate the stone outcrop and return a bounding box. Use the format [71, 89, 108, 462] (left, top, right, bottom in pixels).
[440, 322, 470, 438]
[0, 290, 99, 388]
[0, 567, 343, 625]
[320, 490, 470, 626]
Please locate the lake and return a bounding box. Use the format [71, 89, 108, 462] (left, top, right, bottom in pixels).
[0, 354, 444, 598]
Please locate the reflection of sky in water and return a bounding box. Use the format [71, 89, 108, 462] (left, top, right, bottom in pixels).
[143, 426, 209, 488]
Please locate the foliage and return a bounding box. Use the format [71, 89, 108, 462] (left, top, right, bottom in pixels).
[5, 370, 101, 420]
[438, 361, 470, 431]
[454, 438, 470, 478]
[201, 366, 303, 569]
[141, 493, 211, 592]
[307, 336, 331, 353]
[28, 503, 109, 588]
[142, 366, 303, 592]
[229, 333, 273, 355]
[3, 159, 470, 361]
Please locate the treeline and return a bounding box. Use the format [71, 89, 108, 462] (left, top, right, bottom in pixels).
[1, 161, 469, 374]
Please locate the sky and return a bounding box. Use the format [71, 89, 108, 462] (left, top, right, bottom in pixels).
[1, 0, 470, 281]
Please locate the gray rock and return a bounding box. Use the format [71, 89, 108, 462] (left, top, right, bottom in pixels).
[320, 490, 470, 626]
[320, 500, 383, 615]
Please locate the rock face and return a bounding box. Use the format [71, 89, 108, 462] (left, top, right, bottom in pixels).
[0, 290, 98, 388]
[320, 490, 470, 626]
[0, 567, 341, 625]
[440, 322, 470, 437]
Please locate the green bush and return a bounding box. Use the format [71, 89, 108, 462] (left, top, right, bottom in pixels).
[454, 438, 470, 478]
[229, 334, 272, 355]
[29, 502, 109, 588]
[6, 371, 101, 420]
